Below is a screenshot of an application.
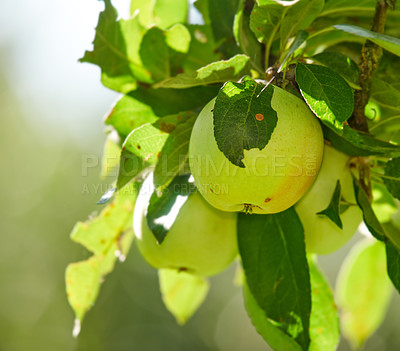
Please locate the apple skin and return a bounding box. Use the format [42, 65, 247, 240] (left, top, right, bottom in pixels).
[134, 175, 238, 277]
[188, 85, 324, 214]
[295, 145, 363, 254]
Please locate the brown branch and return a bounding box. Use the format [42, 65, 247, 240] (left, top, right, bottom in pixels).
[350, 0, 396, 132]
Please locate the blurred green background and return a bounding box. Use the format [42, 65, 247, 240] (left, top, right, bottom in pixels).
[1, 1, 400, 350]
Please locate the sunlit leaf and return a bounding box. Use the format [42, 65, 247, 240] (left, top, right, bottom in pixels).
[66, 183, 139, 322]
[213, 78, 277, 167]
[159, 269, 209, 325]
[81, 0, 151, 93]
[154, 55, 250, 88]
[130, 0, 188, 29]
[296, 62, 353, 131]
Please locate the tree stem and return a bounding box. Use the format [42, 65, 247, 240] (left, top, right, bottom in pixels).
[350, 0, 395, 132]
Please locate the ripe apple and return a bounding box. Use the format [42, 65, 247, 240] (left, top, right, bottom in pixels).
[133, 174, 238, 276]
[295, 145, 363, 254]
[188, 85, 324, 214]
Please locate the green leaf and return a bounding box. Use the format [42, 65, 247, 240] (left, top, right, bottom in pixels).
[208, 0, 240, 41]
[243, 282, 303, 351]
[114, 84, 220, 189]
[158, 268, 209, 325]
[154, 54, 251, 88]
[371, 78, 400, 112]
[244, 255, 339, 351]
[139, 25, 192, 83]
[336, 239, 393, 349]
[140, 27, 171, 82]
[213, 79, 277, 167]
[66, 183, 139, 322]
[101, 138, 121, 179]
[154, 112, 197, 191]
[383, 222, 400, 252]
[165, 24, 192, 54]
[305, 29, 364, 56]
[105, 95, 158, 140]
[353, 179, 385, 241]
[316, 180, 343, 229]
[81, 0, 152, 93]
[147, 174, 196, 244]
[322, 124, 400, 157]
[130, 0, 188, 29]
[308, 257, 340, 351]
[296, 62, 354, 131]
[386, 239, 400, 293]
[280, 0, 324, 49]
[182, 24, 221, 72]
[334, 24, 400, 57]
[311, 52, 359, 88]
[116, 116, 177, 189]
[233, 0, 262, 73]
[279, 30, 309, 72]
[117, 150, 147, 190]
[372, 182, 397, 223]
[250, 2, 288, 44]
[193, 0, 211, 24]
[321, 0, 376, 17]
[238, 208, 311, 350]
[106, 85, 220, 139]
[383, 157, 400, 200]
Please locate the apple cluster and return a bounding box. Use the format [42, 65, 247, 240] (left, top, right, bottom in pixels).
[134, 85, 362, 277]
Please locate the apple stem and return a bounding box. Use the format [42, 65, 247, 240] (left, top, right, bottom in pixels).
[350, 0, 396, 133]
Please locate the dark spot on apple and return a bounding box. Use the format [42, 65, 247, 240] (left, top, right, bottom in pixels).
[264, 197, 271, 203]
[209, 188, 214, 193]
[137, 144, 141, 149]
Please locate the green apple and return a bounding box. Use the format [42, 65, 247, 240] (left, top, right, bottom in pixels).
[134, 174, 238, 276]
[188, 85, 324, 214]
[295, 145, 363, 254]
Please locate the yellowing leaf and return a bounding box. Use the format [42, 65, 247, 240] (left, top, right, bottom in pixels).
[66, 183, 139, 323]
[158, 269, 209, 325]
